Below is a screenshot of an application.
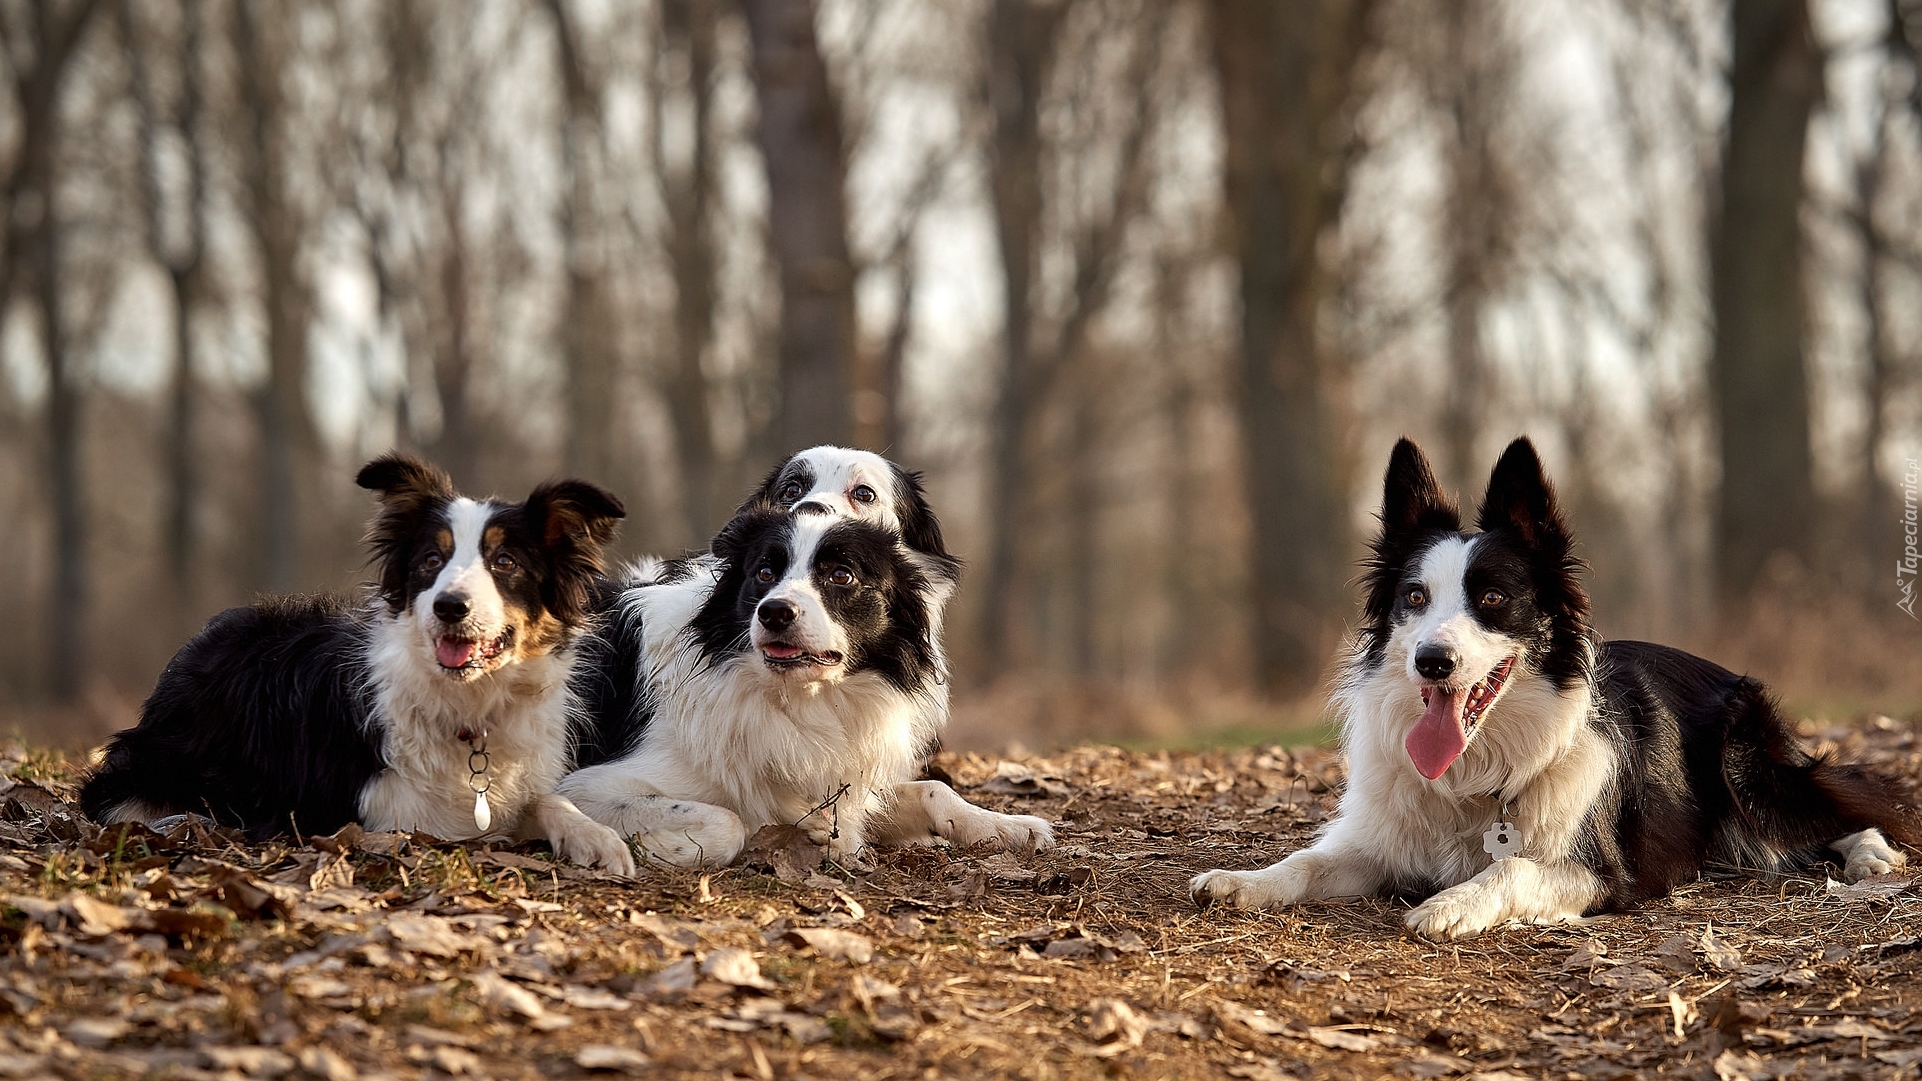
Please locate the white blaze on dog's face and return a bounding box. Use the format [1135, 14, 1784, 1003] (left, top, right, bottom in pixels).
[410, 499, 516, 680]
[747, 515, 855, 680]
[1390, 536, 1526, 779]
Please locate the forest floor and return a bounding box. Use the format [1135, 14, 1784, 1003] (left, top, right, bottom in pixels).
[1, 717, 1919, 1081]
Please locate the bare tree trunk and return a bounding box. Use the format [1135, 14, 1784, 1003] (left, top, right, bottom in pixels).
[1210, 0, 1373, 697]
[978, 0, 1065, 675]
[123, 0, 207, 602]
[657, 0, 722, 546]
[433, 182, 479, 486]
[739, 0, 855, 452]
[7, 0, 105, 702]
[235, 2, 313, 594]
[546, 0, 620, 485]
[1710, 0, 1818, 609]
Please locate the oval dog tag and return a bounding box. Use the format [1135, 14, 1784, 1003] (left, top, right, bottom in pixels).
[474, 791, 493, 834]
[1483, 820, 1521, 860]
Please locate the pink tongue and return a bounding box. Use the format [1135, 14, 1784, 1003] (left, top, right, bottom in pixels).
[1406, 687, 1470, 779]
[764, 643, 803, 660]
[437, 638, 477, 668]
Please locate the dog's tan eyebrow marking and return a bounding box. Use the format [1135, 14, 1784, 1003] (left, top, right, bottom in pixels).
[435, 529, 453, 553]
[483, 525, 507, 551]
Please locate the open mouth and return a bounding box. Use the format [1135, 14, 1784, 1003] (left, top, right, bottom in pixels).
[1406, 655, 1517, 780]
[436, 630, 512, 673]
[760, 642, 846, 670]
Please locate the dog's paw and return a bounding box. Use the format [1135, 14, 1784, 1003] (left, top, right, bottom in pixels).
[1842, 834, 1906, 883]
[554, 820, 638, 877]
[633, 801, 747, 868]
[1190, 867, 1295, 911]
[946, 809, 1055, 854]
[1405, 885, 1501, 941]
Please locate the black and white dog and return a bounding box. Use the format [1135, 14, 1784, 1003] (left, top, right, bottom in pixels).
[561, 504, 1053, 866]
[1193, 437, 1919, 939]
[82, 454, 637, 874]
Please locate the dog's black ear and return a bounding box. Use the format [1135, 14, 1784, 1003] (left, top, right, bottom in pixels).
[528, 479, 626, 551]
[526, 479, 626, 626]
[357, 453, 454, 509]
[357, 454, 456, 613]
[890, 464, 954, 562]
[1381, 438, 1459, 536]
[710, 509, 782, 561]
[1476, 438, 1566, 548]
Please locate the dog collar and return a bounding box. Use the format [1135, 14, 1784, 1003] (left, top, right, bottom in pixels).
[460, 727, 492, 833]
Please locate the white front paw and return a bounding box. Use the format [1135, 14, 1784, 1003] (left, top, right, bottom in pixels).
[555, 820, 638, 877]
[1405, 883, 1500, 941]
[635, 802, 747, 868]
[1190, 866, 1298, 911]
[946, 810, 1054, 854]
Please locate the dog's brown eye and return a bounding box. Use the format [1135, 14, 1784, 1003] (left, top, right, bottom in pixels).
[827, 567, 856, 587]
[493, 553, 517, 572]
[422, 553, 445, 571]
[755, 565, 777, 584]
[779, 482, 803, 503]
[1480, 589, 1504, 607]
[851, 485, 877, 505]
[1406, 586, 1427, 608]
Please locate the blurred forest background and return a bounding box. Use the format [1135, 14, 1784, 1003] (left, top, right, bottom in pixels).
[2, 0, 1920, 750]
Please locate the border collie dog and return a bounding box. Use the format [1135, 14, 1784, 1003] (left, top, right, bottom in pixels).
[81, 454, 637, 875]
[1193, 437, 1918, 940]
[561, 506, 1053, 866]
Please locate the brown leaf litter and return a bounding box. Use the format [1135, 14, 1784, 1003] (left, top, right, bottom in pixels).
[1, 717, 1919, 1079]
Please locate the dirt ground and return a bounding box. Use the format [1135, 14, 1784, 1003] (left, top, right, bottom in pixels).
[2, 716, 1919, 1081]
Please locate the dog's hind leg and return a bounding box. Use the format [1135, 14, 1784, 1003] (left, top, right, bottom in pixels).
[1714, 679, 1921, 876]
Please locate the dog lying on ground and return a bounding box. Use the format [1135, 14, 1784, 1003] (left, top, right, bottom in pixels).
[1193, 437, 1918, 939]
[562, 500, 1053, 867]
[82, 454, 636, 874]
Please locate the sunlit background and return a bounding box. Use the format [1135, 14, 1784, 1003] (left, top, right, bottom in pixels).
[2, 0, 1919, 750]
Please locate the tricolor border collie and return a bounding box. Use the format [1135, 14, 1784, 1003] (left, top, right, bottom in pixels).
[81, 453, 637, 875]
[1193, 437, 1919, 939]
[562, 501, 1052, 867]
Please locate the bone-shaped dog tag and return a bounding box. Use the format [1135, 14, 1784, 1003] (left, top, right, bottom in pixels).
[1483, 820, 1521, 860]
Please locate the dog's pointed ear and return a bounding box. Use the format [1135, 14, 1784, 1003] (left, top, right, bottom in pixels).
[528, 479, 626, 552]
[357, 453, 454, 509]
[1476, 437, 1566, 547]
[711, 509, 780, 561]
[1381, 438, 1459, 536]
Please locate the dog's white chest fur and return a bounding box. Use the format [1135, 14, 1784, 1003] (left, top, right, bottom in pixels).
[357, 617, 576, 840]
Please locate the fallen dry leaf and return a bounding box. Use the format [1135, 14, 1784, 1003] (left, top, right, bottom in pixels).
[1086, 998, 1149, 1057]
[700, 946, 774, 990]
[783, 926, 874, 963]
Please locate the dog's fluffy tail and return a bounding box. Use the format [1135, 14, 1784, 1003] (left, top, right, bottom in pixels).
[1719, 678, 1922, 856]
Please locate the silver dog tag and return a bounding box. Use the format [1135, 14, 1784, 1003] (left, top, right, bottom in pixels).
[474, 791, 493, 833]
[1483, 819, 1521, 860]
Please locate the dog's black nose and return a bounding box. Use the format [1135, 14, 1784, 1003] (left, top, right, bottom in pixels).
[792, 500, 833, 516]
[433, 593, 470, 623]
[758, 599, 797, 631]
[1414, 646, 1457, 681]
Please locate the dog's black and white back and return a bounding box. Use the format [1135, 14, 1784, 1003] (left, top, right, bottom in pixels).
[1194, 437, 1918, 939]
[81, 454, 636, 874]
[562, 507, 1051, 866]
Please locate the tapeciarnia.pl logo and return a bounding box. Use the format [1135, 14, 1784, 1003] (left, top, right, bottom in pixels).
[1900, 458, 1919, 620]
